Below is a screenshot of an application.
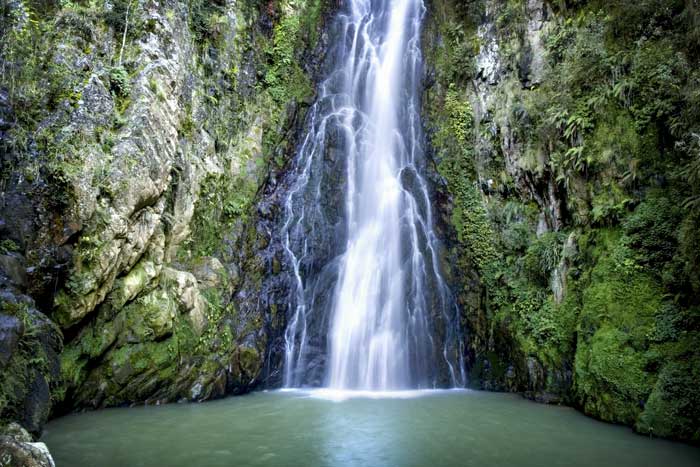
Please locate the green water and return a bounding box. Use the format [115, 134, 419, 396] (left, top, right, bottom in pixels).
[42, 389, 699, 467]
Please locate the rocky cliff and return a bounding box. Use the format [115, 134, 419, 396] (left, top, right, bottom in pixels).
[423, 0, 700, 443]
[0, 0, 330, 445]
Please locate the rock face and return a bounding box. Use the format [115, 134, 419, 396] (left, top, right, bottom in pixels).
[0, 439, 56, 467]
[0, 0, 332, 436]
[0, 290, 62, 438]
[422, 0, 700, 443]
[0, 423, 56, 467]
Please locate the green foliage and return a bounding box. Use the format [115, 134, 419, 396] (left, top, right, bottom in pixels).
[425, 0, 481, 85]
[566, 218, 700, 434]
[430, 86, 500, 274]
[443, 86, 473, 147]
[0, 2, 107, 203]
[0, 301, 58, 427]
[178, 104, 195, 137]
[636, 349, 700, 442]
[261, 0, 315, 105]
[573, 230, 662, 424]
[438, 21, 478, 83]
[679, 134, 700, 211]
[450, 182, 499, 274]
[677, 211, 700, 295]
[523, 232, 564, 285]
[576, 326, 654, 424]
[108, 66, 131, 98]
[182, 173, 257, 259]
[494, 0, 526, 41]
[0, 0, 322, 416]
[589, 182, 633, 226]
[426, 0, 700, 440]
[1, 5, 63, 145]
[0, 240, 20, 254]
[622, 195, 681, 273]
[512, 288, 555, 346]
[196, 288, 235, 354]
[601, 0, 686, 43]
[188, 0, 226, 45]
[511, 3, 696, 222]
[104, 0, 144, 41]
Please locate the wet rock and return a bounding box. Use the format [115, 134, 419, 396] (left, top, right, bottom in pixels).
[0, 422, 33, 442]
[521, 0, 550, 87]
[22, 372, 51, 436]
[0, 287, 62, 437]
[0, 437, 55, 467]
[192, 257, 225, 289]
[0, 88, 12, 131]
[160, 267, 207, 334]
[475, 4, 502, 86]
[68, 74, 114, 131]
[189, 382, 203, 400]
[550, 233, 577, 304]
[0, 314, 23, 368]
[522, 356, 571, 404]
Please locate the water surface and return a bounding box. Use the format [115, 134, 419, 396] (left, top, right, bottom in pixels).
[42, 390, 700, 467]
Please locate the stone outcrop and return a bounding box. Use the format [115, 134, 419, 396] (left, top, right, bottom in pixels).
[0, 423, 55, 467]
[0, 0, 331, 440]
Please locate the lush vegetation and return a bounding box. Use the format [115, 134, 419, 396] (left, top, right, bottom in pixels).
[426, 0, 700, 443]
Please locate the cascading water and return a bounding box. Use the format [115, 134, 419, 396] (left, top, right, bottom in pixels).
[281, 0, 465, 390]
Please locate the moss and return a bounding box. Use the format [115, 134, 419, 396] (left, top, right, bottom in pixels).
[0, 239, 19, 254]
[430, 90, 499, 276]
[423, 0, 700, 441]
[576, 326, 654, 423]
[122, 290, 177, 341]
[0, 301, 59, 429]
[0, 0, 325, 417]
[573, 230, 662, 424]
[196, 288, 231, 353]
[110, 259, 158, 310]
[59, 345, 87, 391]
[182, 172, 258, 260]
[451, 183, 500, 274]
[636, 345, 700, 442]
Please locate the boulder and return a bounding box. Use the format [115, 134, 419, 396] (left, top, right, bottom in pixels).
[0, 437, 55, 467]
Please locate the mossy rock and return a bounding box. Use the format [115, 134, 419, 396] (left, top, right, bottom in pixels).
[574, 230, 661, 424]
[636, 343, 700, 443]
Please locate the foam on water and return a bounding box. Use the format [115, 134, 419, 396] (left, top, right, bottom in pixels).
[280, 388, 470, 402]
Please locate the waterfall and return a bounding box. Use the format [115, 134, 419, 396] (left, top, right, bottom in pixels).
[281, 0, 465, 390]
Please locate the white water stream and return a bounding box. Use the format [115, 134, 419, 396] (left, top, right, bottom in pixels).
[282, 0, 464, 390]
